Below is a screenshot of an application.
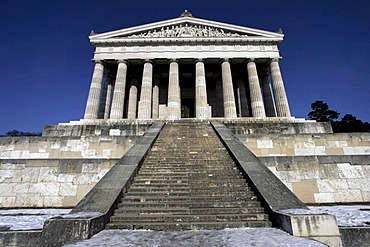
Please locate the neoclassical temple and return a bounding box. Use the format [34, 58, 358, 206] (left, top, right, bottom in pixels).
[84, 10, 291, 121]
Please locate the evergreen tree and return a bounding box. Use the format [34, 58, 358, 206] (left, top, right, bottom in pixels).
[308, 101, 339, 122]
[308, 101, 370, 133]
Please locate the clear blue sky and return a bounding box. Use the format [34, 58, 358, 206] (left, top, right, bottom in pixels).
[1, 0, 369, 134]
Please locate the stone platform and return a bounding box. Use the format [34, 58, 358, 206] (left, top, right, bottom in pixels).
[44, 117, 332, 138]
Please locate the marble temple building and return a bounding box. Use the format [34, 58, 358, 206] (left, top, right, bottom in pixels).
[83, 10, 291, 121]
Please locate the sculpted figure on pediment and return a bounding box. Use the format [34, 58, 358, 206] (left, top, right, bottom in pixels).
[129, 24, 246, 38]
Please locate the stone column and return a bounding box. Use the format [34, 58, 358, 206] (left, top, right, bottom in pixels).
[247, 59, 266, 117]
[152, 75, 160, 119]
[167, 59, 181, 120]
[138, 60, 153, 119]
[221, 59, 237, 118]
[110, 60, 128, 119]
[127, 78, 138, 119]
[195, 59, 208, 119]
[261, 70, 277, 117]
[84, 61, 104, 119]
[236, 78, 249, 117]
[270, 59, 291, 117]
[103, 83, 112, 120]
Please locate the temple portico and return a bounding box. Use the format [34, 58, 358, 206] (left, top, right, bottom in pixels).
[84, 57, 290, 120]
[83, 11, 292, 121]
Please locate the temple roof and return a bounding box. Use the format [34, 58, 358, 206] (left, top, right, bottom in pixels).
[89, 10, 283, 44]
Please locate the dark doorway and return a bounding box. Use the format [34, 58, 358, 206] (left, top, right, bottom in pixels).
[181, 98, 195, 118]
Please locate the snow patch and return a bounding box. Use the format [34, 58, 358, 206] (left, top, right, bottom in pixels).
[64, 228, 326, 247]
[56, 212, 103, 219]
[282, 205, 370, 227]
[0, 209, 71, 230]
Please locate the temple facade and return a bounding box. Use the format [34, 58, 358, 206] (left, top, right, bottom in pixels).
[84, 10, 291, 121]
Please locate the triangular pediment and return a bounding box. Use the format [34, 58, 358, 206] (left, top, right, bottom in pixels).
[90, 12, 283, 43]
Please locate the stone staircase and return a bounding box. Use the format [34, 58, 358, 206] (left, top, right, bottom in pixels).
[105, 121, 271, 230]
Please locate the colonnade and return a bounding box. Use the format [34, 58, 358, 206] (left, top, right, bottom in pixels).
[83, 58, 291, 120]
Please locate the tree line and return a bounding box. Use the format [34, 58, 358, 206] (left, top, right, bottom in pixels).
[1, 130, 42, 137]
[308, 100, 370, 133]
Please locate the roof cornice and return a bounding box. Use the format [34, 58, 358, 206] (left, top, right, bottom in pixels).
[90, 36, 283, 46]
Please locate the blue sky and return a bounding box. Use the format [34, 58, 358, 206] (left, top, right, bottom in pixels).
[1, 0, 369, 133]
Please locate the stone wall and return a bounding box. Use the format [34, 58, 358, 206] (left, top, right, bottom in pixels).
[236, 132, 370, 204]
[1, 122, 370, 208]
[0, 124, 146, 208]
[0, 159, 118, 208]
[259, 156, 370, 204]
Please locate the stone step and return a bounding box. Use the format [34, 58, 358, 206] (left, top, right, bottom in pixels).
[146, 155, 231, 158]
[107, 122, 271, 231]
[127, 183, 247, 189]
[137, 171, 241, 176]
[115, 207, 264, 215]
[105, 220, 272, 231]
[110, 213, 269, 223]
[134, 176, 189, 180]
[118, 200, 261, 208]
[139, 165, 236, 170]
[125, 191, 253, 197]
[152, 146, 227, 149]
[148, 151, 228, 154]
[144, 156, 233, 160]
[143, 161, 234, 165]
[133, 178, 246, 184]
[134, 174, 243, 180]
[128, 186, 251, 193]
[123, 194, 256, 203]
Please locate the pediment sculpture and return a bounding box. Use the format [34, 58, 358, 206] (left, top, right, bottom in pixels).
[128, 24, 247, 38]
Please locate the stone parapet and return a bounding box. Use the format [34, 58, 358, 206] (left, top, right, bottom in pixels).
[0, 136, 136, 160]
[223, 119, 332, 134]
[43, 120, 153, 137]
[237, 132, 370, 157]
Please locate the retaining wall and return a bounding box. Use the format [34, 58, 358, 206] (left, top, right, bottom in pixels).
[1, 124, 370, 207]
[236, 133, 370, 204]
[0, 126, 144, 208]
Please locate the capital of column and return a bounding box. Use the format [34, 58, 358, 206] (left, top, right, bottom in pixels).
[92, 59, 104, 65]
[117, 59, 128, 65]
[168, 58, 178, 64]
[268, 57, 282, 64]
[194, 58, 204, 64]
[143, 59, 154, 65]
[246, 58, 257, 64]
[221, 58, 230, 63]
